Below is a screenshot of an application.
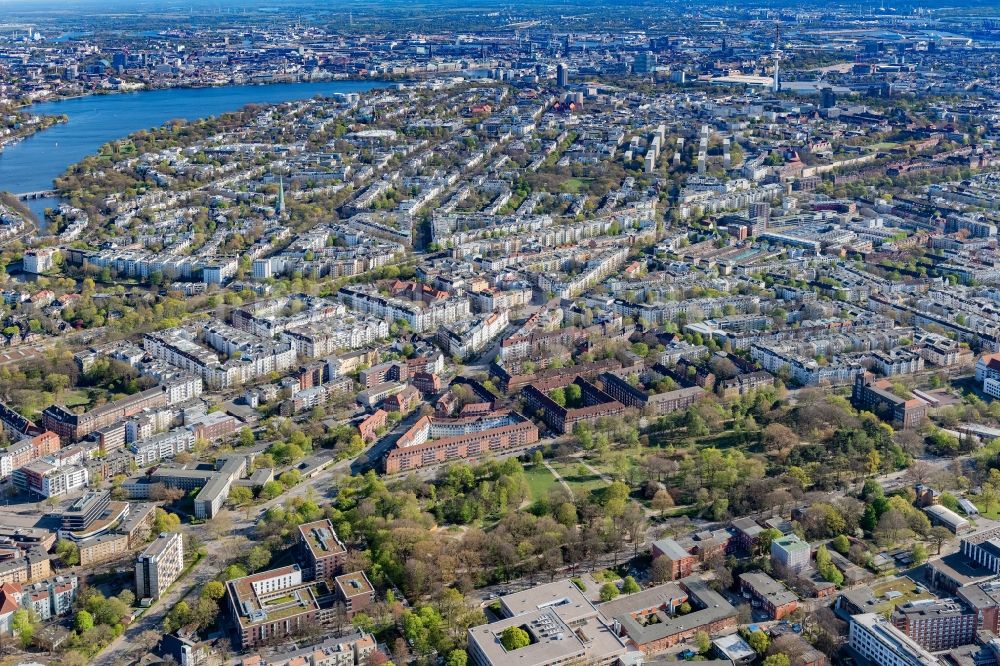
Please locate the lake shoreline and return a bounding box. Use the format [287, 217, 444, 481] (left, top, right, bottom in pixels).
[0, 80, 391, 220]
[10, 75, 401, 113]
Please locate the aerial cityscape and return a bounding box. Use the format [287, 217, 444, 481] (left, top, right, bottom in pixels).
[2, 1, 1000, 666]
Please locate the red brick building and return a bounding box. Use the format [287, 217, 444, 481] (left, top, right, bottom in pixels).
[334, 571, 375, 618]
[384, 385, 421, 413]
[358, 410, 387, 443]
[600, 576, 737, 654]
[298, 520, 347, 580]
[42, 387, 168, 441]
[412, 371, 441, 394]
[384, 411, 538, 474]
[521, 377, 625, 434]
[739, 572, 799, 620]
[651, 538, 698, 580]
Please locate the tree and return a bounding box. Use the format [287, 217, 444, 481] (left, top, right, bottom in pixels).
[150, 484, 185, 503]
[500, 626, 531, 651]
[747, 630, 770, 654]
[695, 630, 711, 655]
[651, 556, 673, 583]
[816, 546, 844, 586]
[11, 609, 35, 647]
[865, 450, 882, 476]
[550, 388, 567, 407]
[652, 489, 674, 515]
[831, 535, 850, 555]
[763, 423, 798, 452]
[875, 509, 909, 546]
[62, 652, 88, 666]
[56, 538, 80, 565]
[756, 528, 783, 556]
[227, 485, 253, 508]
[74, 609, 94, 633]
[764, 655, 791, 666]
[223, 563, 248, 580]
[244, 545, 271, 572]
[152, 507, 181, 532]
[367, 651, 391, 666]
[201, 581, 226, 601]
[352, 612, 375, 634]
[260, 480, 284, 500]
[447, 650, 469, 666]
[911, 542, 928, 565]
[600, 582, 620, 602]
[565, 383, 582, 406]
[165, 600, 193, 633]
[555, 502, 577, 527]
[929, 526, 953, 554]
[621, 576, 640, 594]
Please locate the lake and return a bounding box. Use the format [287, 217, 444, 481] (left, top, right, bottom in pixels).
[0, 80, 389, 220]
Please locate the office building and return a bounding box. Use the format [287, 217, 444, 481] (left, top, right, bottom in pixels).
[601, 576, 737, 654]
[633, 51, 658, 74]
[771, 534, 811, 573]
[60, 491, 111, 532]
[959, 527, 1000, 575]
[852, 372, 928, 430]
[468, 578, 628, 666]
[556, 63, 568, 87]
[820, 87, 837, 109]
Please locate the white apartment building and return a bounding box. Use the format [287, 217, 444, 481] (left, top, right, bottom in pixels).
[849, 613, 940, 666]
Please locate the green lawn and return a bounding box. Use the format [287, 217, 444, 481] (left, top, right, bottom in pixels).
[871, 577, 933, 614]
[560, 177, 590, 194]
[696, 430, 759, 449]
[524, 464, 558, 500]
[62, 389, 91, 408]
[973, 498, 1000, 520]
[548, 460, 606, 500]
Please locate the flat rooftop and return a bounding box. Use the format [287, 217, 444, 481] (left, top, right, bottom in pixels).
[499, 579, 598, 626]
[468, 606, 626, 666]
[335, 571, 373, 598]
[740, 572, 798, 607]
[600, 576, 736, 647]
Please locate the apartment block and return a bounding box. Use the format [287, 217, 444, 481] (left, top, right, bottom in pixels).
[848, 613, 939, 666]
[333, 571, 374, 618]
[135, 532, 185, 601]
[851, 372, 928, 430]
[891, 600, 975, 651]
[226, 565, 334, 649]
[384, 411, 538, 474]
[298, 520, 347, 580]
